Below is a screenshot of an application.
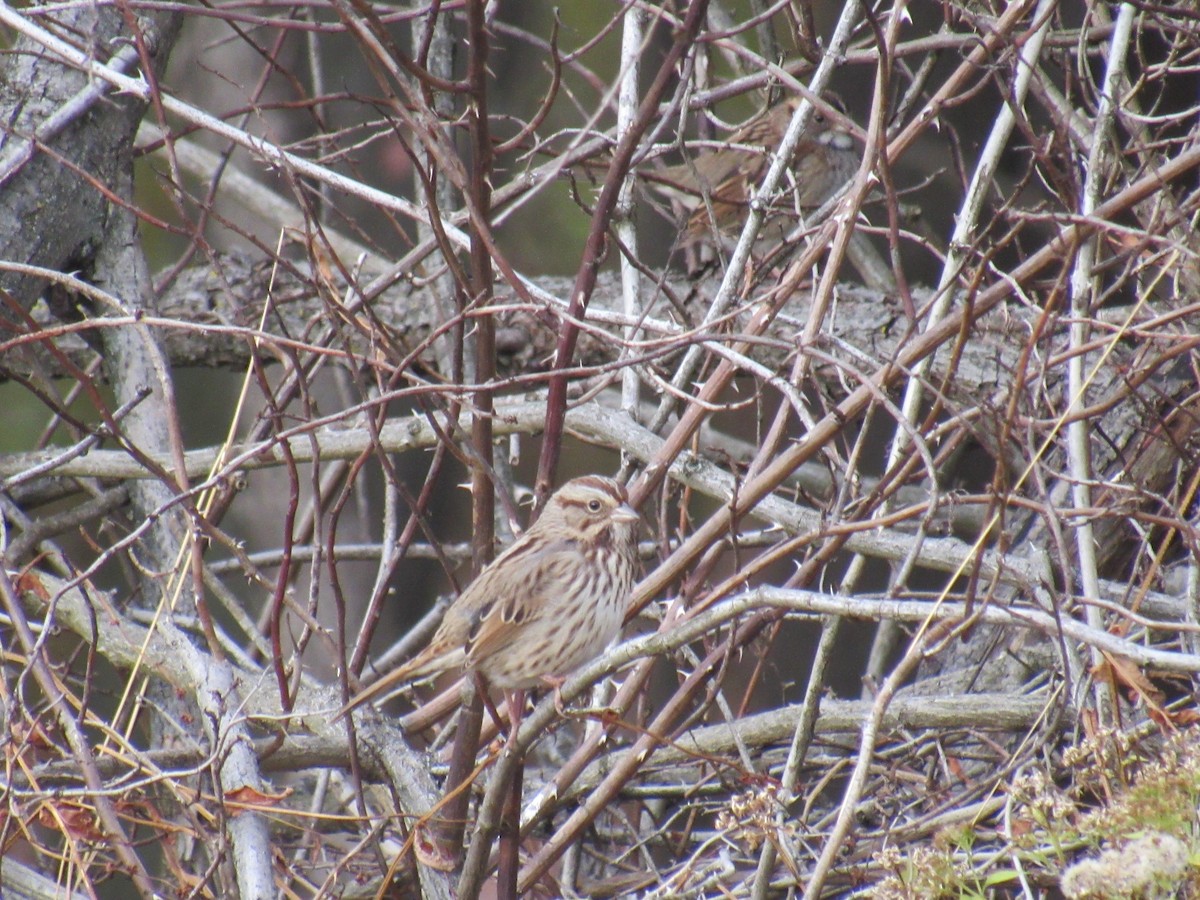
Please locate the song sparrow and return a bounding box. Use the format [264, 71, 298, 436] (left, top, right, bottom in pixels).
[646, 95, 859, 247]
[340, 476, 639, 718]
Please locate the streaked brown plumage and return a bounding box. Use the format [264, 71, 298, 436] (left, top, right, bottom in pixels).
[645, 95, 858, 244]
[340, 476, 639, 717]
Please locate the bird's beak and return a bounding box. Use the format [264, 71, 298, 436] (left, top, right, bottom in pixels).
[613, 504, 639, 524]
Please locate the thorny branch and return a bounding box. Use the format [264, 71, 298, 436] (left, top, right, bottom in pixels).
[2, 1, 1200, 898]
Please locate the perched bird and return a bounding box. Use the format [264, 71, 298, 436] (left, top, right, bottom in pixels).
[339, 476, 640, 724]
[645, 95, 859, 249]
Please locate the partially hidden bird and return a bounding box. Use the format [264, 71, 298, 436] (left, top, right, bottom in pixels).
[644, 94, 858, 248]
[338, 476, 640, 726]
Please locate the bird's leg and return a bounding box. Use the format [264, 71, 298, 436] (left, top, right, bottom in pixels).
[539, 674, 569, 716]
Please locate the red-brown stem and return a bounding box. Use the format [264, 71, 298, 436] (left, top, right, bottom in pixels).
[533, 0, 712, 507]
[441, 0, 496, 872]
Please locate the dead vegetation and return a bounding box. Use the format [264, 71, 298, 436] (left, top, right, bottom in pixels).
[1, 1, 1199, 897]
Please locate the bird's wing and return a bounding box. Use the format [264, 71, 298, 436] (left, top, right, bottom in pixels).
[460, 538, 577, 667]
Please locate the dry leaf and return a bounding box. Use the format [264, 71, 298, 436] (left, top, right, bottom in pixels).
[413, 824, 457, 872]
[225, 784, 292, 810]
[39, 801, 105, 842]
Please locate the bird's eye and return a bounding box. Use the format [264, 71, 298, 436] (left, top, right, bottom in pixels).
[587, 499, 603, 513]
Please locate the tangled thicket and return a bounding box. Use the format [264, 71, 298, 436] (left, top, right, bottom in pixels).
[1, 1, 1199, 898]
